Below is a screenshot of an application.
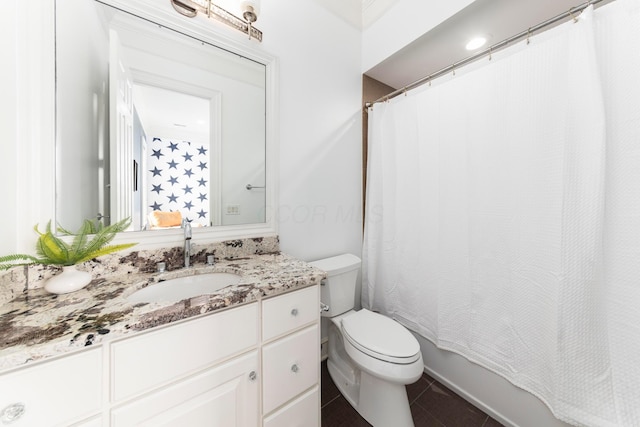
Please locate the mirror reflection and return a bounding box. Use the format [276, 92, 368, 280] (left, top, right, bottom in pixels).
[56, 0, 266, 232]
[134, 85, 212, 230]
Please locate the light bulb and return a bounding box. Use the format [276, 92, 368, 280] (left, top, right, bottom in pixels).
[465, 36, 487, 51]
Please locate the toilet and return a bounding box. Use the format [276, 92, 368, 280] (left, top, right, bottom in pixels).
[310, 254, 423, 427]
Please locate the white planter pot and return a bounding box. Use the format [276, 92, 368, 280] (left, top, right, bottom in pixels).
[44, 265, 92, 294]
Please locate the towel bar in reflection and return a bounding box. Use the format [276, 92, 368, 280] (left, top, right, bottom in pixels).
[246, 184, 265, 190]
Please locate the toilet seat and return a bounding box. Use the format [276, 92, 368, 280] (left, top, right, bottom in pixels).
[341, 309, 420, 364]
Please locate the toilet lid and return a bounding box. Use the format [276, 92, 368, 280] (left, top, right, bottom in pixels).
[341, 309, 420, 364]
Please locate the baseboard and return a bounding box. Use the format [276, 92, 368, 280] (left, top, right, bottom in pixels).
[422, 365, 517, 427]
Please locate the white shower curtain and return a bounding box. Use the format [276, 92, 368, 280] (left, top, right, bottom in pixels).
[363, 2, 640, 426]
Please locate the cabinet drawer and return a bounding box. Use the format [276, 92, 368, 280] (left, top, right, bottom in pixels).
[263, 386, 319, 427]
[112, 303, 257, 402]
[262, 286, 318, 341]
[111, 351, 259, 427]
[0, 349, 102, 427]
[262, 324, 319, 414]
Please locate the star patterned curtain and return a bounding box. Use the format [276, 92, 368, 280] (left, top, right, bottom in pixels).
[147, 137, 210, 227]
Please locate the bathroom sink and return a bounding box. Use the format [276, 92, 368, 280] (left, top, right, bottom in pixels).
[127, 272, 242, 304]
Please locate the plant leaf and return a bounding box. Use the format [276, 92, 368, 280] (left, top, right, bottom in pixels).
[34, 224, 71, 265]
[79, 218, 132, 258]
[75, 243, 137, 264]
[67, 220, 94, 263]
[0, 254, 43, 270]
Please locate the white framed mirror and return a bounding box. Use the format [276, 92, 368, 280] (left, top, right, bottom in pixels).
[55, 0, 277, 247]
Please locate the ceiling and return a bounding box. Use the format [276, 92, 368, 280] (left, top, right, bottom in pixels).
[133, 84, 210, 141]
[364, 0, 609, 90]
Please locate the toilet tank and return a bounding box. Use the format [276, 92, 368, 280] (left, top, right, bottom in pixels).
[309, 254, 361, 317]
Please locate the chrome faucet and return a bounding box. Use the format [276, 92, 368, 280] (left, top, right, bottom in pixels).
[183, 219, 192, 268]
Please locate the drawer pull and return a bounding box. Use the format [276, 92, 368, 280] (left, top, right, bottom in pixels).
[248, 370, 257, 381]
[0, 402, 26, 424]
[320, 302, 329, 312]
[290, 364, 299, 373]
[290, 308, 298, 316]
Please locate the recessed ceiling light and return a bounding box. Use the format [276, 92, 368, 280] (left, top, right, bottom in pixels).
[465, 36, 488, 51]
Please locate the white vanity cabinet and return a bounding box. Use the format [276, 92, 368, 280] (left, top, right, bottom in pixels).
[0, 284, 321, 427]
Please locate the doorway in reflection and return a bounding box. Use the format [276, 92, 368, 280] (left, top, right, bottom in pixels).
[131, 84, 214, 231]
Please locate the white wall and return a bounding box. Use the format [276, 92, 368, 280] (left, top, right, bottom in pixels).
[220, 82, 266, 227]
[56, 0, 109, 230]
[0, 1, 18, 255]
[261, 0, 364, 262]
[1, 0, 55, 255]
[362, 0, 475, 73]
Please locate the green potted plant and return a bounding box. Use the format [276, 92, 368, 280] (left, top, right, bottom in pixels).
[0, 218, 136, 294]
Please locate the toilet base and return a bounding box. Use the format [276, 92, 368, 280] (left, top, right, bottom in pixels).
[327, 360, 415, 427]
[327, 358, 360, 407]
[359, 370, 415, 427]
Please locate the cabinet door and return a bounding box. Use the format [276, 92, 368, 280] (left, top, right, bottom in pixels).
[262, 324, 319, 414]
[263, 386, 319, 427]
[111, 351, 259, 427]
[0, 349, 102, 427]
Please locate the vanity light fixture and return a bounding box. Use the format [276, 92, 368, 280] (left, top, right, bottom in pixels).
[170, 0, 263, 42]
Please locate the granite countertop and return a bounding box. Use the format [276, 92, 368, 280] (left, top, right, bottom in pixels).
[0, 252, 325, 373]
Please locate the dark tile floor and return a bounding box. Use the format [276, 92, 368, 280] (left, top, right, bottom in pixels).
[321, 360, 504, 427]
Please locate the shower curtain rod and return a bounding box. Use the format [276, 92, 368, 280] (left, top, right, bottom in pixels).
[365, 0, 608, 107]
